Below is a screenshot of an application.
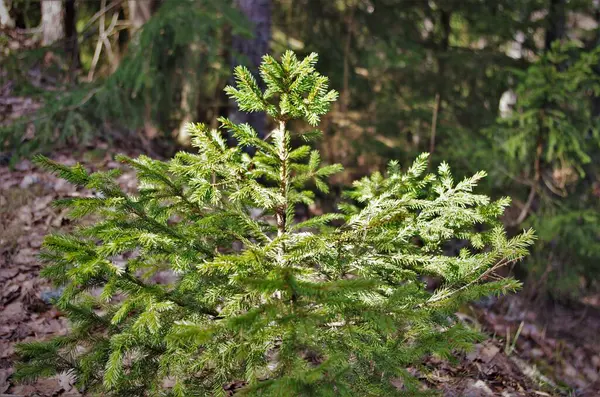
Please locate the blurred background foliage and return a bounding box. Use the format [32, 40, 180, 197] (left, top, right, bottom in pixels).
[2, 0, 600, 301]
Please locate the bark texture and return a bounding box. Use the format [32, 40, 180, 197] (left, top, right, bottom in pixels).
[41, 0, 64, 46]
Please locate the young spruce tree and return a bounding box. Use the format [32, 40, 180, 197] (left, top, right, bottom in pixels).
[17, 52, 534, 395]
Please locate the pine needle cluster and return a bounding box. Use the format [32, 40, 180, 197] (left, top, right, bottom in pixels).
[16, 51, 534, 396]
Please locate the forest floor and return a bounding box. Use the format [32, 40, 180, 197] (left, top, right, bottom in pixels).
[1, 148, 600, 397]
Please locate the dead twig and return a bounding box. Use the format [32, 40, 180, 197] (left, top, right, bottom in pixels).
[429, 92, 441, 160]
[511, 136, 543, 226]
[512, 185, 536, 226]
[80, 0, 123, 35]
[88, 0, 120, 81]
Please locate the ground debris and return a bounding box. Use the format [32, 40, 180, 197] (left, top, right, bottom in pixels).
[475, 295, 600, 396]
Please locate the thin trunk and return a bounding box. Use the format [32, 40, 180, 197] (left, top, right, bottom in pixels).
[215, 25, 232, 127]
[592, 1, 600, 118]
[128, 0, 153, 31]
[176, 77, 195, 146]
[117, 6, 129, 57]
[429, 9, 451, 163]
[230, 0, 271, 139]
[41, 0, 65, 46]
[127, 0, 156, 138]
[544, 0, 566, 49]
[176, 44, 201, 146]
[64, 0, 80, 79]
[0, 0, 14, 28]
[341, 5, 354, 113]
[429, 93, 440, 156]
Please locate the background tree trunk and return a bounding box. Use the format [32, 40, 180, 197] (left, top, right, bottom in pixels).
[429, 8, 451, 161]
[545, 0, 566, 49]
[230, 0, 271, 139]
[128, 0, 153, 31]
[176, 43, 201, 146]
[0, 0, 14, 28]
[591, 0, 600, 118]
[127, 0, 157, 139]
[64, 0, 80, 77]
[41, 0, 64, 46]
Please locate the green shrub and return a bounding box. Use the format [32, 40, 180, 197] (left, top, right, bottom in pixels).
[487, 41, 600, 299]
[16, 51, 534, 396]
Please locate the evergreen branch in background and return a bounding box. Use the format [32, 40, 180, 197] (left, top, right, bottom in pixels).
[487, 41, 600, 299]
[16, 51, 534, 396]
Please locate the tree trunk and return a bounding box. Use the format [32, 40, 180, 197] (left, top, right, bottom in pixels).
[429, 8, 451, 161]
[64, 0, 80, 77]
[0, 0, 14, 28]
[127, 0, 157, 138]
[128, 0, 153, 31]
[230, 0, 271, 139]
[591, 1, 600, 118]
[545, 0, 566, 50]
[176, 43, 201, 146]
[41, 0, 65, 46]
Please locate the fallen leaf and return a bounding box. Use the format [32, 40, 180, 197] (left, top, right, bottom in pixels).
[1, 301, 26, 323]
[463, 379, 494, 397]
[0, 341, 15, 358]
[0, 268, 18, 282]
[19, 174, 40, 189]
[0, 284, 20, 306]
[466, 342, 500, 364]
[12, 248, 36, 265]
[33, 195, 53, 214]
[0, 368, 11, 393]
[14, 160, 32, 172]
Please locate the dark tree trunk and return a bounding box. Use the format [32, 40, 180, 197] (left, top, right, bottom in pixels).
[230, 0, 271, 139]
[592, 3, 600, 118]
[428, 8, 451, 160]
[545, 0, 566, 50]
[117, 6, 129, 56]
[64, 0, 80, 77]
